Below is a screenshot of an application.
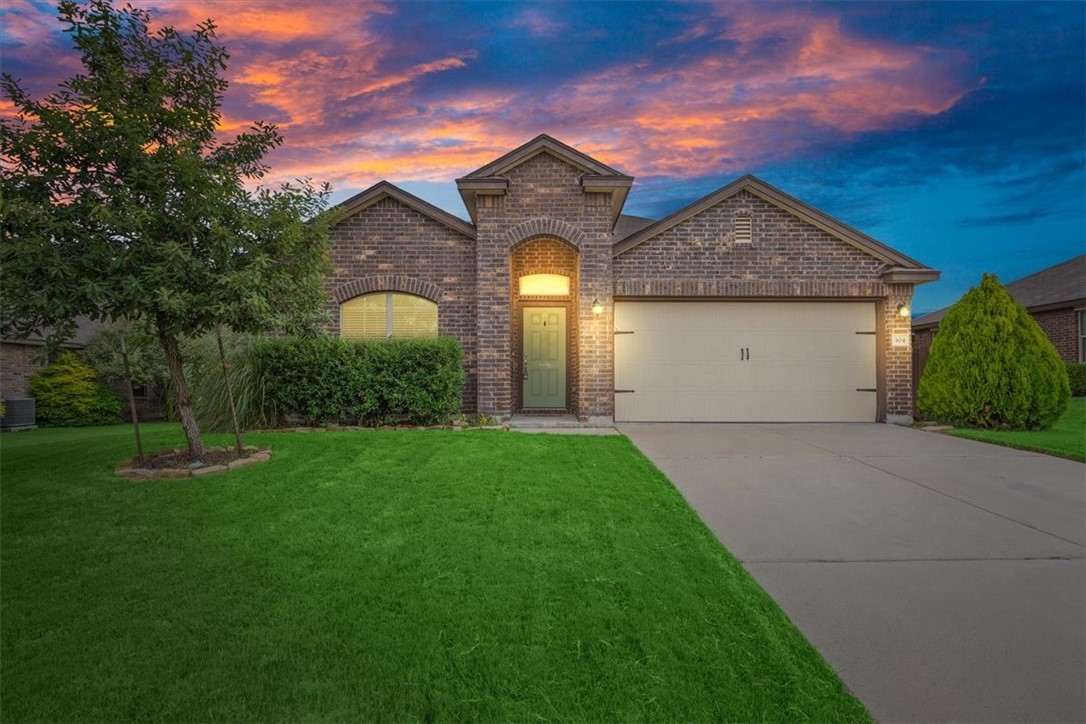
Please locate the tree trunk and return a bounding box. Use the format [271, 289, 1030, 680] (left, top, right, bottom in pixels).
[158, 328, 204, 460]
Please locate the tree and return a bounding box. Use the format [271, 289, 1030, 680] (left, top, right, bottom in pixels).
[917, 273, 1070, 429]
[1, 0, 335, 458]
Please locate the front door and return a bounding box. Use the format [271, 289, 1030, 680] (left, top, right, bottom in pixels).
[523, 307, 566, 409]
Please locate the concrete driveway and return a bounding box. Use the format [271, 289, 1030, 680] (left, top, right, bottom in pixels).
[620, 423, 1086, 723]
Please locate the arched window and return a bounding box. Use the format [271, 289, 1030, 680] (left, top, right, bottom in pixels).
[733, 212, 753, 244]
[340, 292, 438, 339]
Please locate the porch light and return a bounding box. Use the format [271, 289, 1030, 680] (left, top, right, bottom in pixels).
[897, 303, 911, 318]
[591, 298, 603, 315]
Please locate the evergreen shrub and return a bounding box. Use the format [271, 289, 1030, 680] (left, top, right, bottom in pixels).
[1066, 363, 1086, 397]
[254, 336, 464, 426]
[29, 352, 121, 426]
[917, 274, 1070, 429]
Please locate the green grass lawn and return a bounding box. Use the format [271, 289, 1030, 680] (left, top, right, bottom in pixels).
[948, 397, 1086, 462]
[1, 424, 867, 722]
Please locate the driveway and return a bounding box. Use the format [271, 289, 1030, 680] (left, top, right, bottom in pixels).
[620, 423, 1086, 723]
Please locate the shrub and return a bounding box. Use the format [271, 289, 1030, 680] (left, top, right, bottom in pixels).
[183, 331, 278, 433]
[29, 352, 121, 426]
[917, 273, 1070, 430]
[1067, 363, 1086, 397]
[253, 336, 464, 426]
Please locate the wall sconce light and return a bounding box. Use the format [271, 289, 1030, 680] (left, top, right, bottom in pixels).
[897, 303, 911, 318]
[591, 298, 603, 315]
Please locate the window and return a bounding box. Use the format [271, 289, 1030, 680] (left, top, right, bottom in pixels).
[1079, 309, 1085, 362]
[733, 212, 752, 244]
[340, 293, 438, 339]
[518, 273, 570, 296]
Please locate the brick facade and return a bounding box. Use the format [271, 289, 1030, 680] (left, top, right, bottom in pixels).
[323, 137, 934, 423]
[0, 342, 46, 398]
[472, 153, 614, 419]
[324, 196, 478, 410]
[1033, 307, 1081, 363]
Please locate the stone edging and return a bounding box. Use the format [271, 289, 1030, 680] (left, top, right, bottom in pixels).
[116, 446, 272, 481]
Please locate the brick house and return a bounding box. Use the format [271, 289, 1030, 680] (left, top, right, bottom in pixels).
[325, 135, 939, 424]
[912, 254, 1086, 393]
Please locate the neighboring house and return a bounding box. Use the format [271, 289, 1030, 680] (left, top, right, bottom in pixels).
[0, 316, 105, 399]
[324, 135, 939, 424]
[912, 254, 1086, 394]
[0, 317, 166, 422]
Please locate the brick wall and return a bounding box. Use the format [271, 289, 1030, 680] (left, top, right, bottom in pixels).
[510, 239, 580, 413]
[0, 342, 46, 398]
[883, 284, 915, 419]
[1033, 307, 1081, 363]
[474, 152, 615, 420]
[324, 196, 478, 410]
[613, 188, 916, 421]
[614, 190, 885, 290]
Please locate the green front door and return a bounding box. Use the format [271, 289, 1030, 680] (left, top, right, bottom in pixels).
[523, 307, 567, 409]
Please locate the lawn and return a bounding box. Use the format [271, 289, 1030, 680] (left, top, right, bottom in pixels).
[947, 396, 1086, 461]
[1, 424, 868, 722]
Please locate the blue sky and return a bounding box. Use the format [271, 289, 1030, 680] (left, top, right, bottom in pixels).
[2, 1, 1083, 313]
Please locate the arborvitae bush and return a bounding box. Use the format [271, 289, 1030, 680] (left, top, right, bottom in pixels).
[253, 336, 465, 426]
[29, 352, 121, 426]
[917, 273, 1070, 429]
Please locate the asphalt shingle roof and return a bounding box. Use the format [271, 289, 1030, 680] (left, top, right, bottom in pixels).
[913, 254, 1086, 329]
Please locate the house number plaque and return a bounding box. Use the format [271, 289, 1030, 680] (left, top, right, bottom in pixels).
[891, 333, 910, 348]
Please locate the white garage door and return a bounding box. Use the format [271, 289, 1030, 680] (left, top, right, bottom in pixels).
[614, 301, 877, 422]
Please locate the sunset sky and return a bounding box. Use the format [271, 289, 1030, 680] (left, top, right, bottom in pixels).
[2, 1, 1083, 313]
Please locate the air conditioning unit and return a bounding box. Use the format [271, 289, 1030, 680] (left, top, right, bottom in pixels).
[1, 397, 37, 431]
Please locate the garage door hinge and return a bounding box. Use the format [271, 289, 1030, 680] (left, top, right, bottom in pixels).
[614, 389, 636, 394]
[855, 388, 877, 392]
[855, 331, 876, 335]
[614, 330, 634, 335]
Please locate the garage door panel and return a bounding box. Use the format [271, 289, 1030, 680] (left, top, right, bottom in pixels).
[614, 301, 876, 422]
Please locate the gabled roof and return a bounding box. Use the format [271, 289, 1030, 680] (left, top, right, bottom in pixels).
[456, 135, 633, 227]
[613, 175, 937, 279]
[334, 181, 476, 239]
[913, 254, 1086, 330]
[461, 134, 626, 178]
[614, 214, 656, 242]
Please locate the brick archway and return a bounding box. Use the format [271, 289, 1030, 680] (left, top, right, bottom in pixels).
[504, 218, 586, 251]
[332, 275, 445, 304]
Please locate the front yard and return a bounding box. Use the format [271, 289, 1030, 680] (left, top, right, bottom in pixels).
[0, 424, 867, 722]
[947, 397, 1086, 461]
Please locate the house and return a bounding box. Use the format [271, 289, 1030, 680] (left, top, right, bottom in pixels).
[324, 135, 939, 424]
[912, 254, 1086, 393]
[0, 317, 166, 423]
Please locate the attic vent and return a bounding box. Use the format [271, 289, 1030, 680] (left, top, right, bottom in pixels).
[733, 212, 753, 243]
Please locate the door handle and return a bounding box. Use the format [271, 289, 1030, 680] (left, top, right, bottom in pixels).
[523, 355, 528, 380]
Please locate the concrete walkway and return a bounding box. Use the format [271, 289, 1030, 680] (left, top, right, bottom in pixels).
[620, 423, 1086, 723]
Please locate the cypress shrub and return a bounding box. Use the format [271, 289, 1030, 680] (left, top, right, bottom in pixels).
[917, 273, 1070, 429]
[29, 352, 121, 426]
[1066, 363, 1086, 397]
[253, 336, 464, 426]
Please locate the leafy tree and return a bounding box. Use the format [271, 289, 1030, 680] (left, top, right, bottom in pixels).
[81, 320, 168, 391]
[917, 273, 1070, 429]
[30, 352, 121, 427]
[1, 0, 335, 458]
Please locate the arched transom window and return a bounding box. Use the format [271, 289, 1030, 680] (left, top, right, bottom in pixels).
[519, 273, 570, 296]
[341, 292, 438, 339]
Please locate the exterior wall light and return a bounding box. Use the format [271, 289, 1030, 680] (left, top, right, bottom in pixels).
[591, 298, 603, 315]
[897, 303, 911, 318]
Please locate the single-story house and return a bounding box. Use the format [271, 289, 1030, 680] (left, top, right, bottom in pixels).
[912, 254, 1086, 393]
[324, 135, 939, 424]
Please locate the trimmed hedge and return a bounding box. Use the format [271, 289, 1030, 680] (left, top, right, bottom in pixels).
[917, 273, 1070, 430]
[253, 336, 465, 426]
[29, 352, 121, 426]
[1067, 363, 1086, 397]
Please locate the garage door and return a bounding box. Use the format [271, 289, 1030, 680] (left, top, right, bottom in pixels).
[614, 301, 877, 422]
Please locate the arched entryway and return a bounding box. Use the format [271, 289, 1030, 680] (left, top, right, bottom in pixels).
[510, 237, 580, 414]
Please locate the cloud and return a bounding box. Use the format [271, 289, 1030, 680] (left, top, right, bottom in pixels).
[505, 8, 565, 38]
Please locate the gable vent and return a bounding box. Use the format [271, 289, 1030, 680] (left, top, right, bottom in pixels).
[733, 212, 753, 243]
